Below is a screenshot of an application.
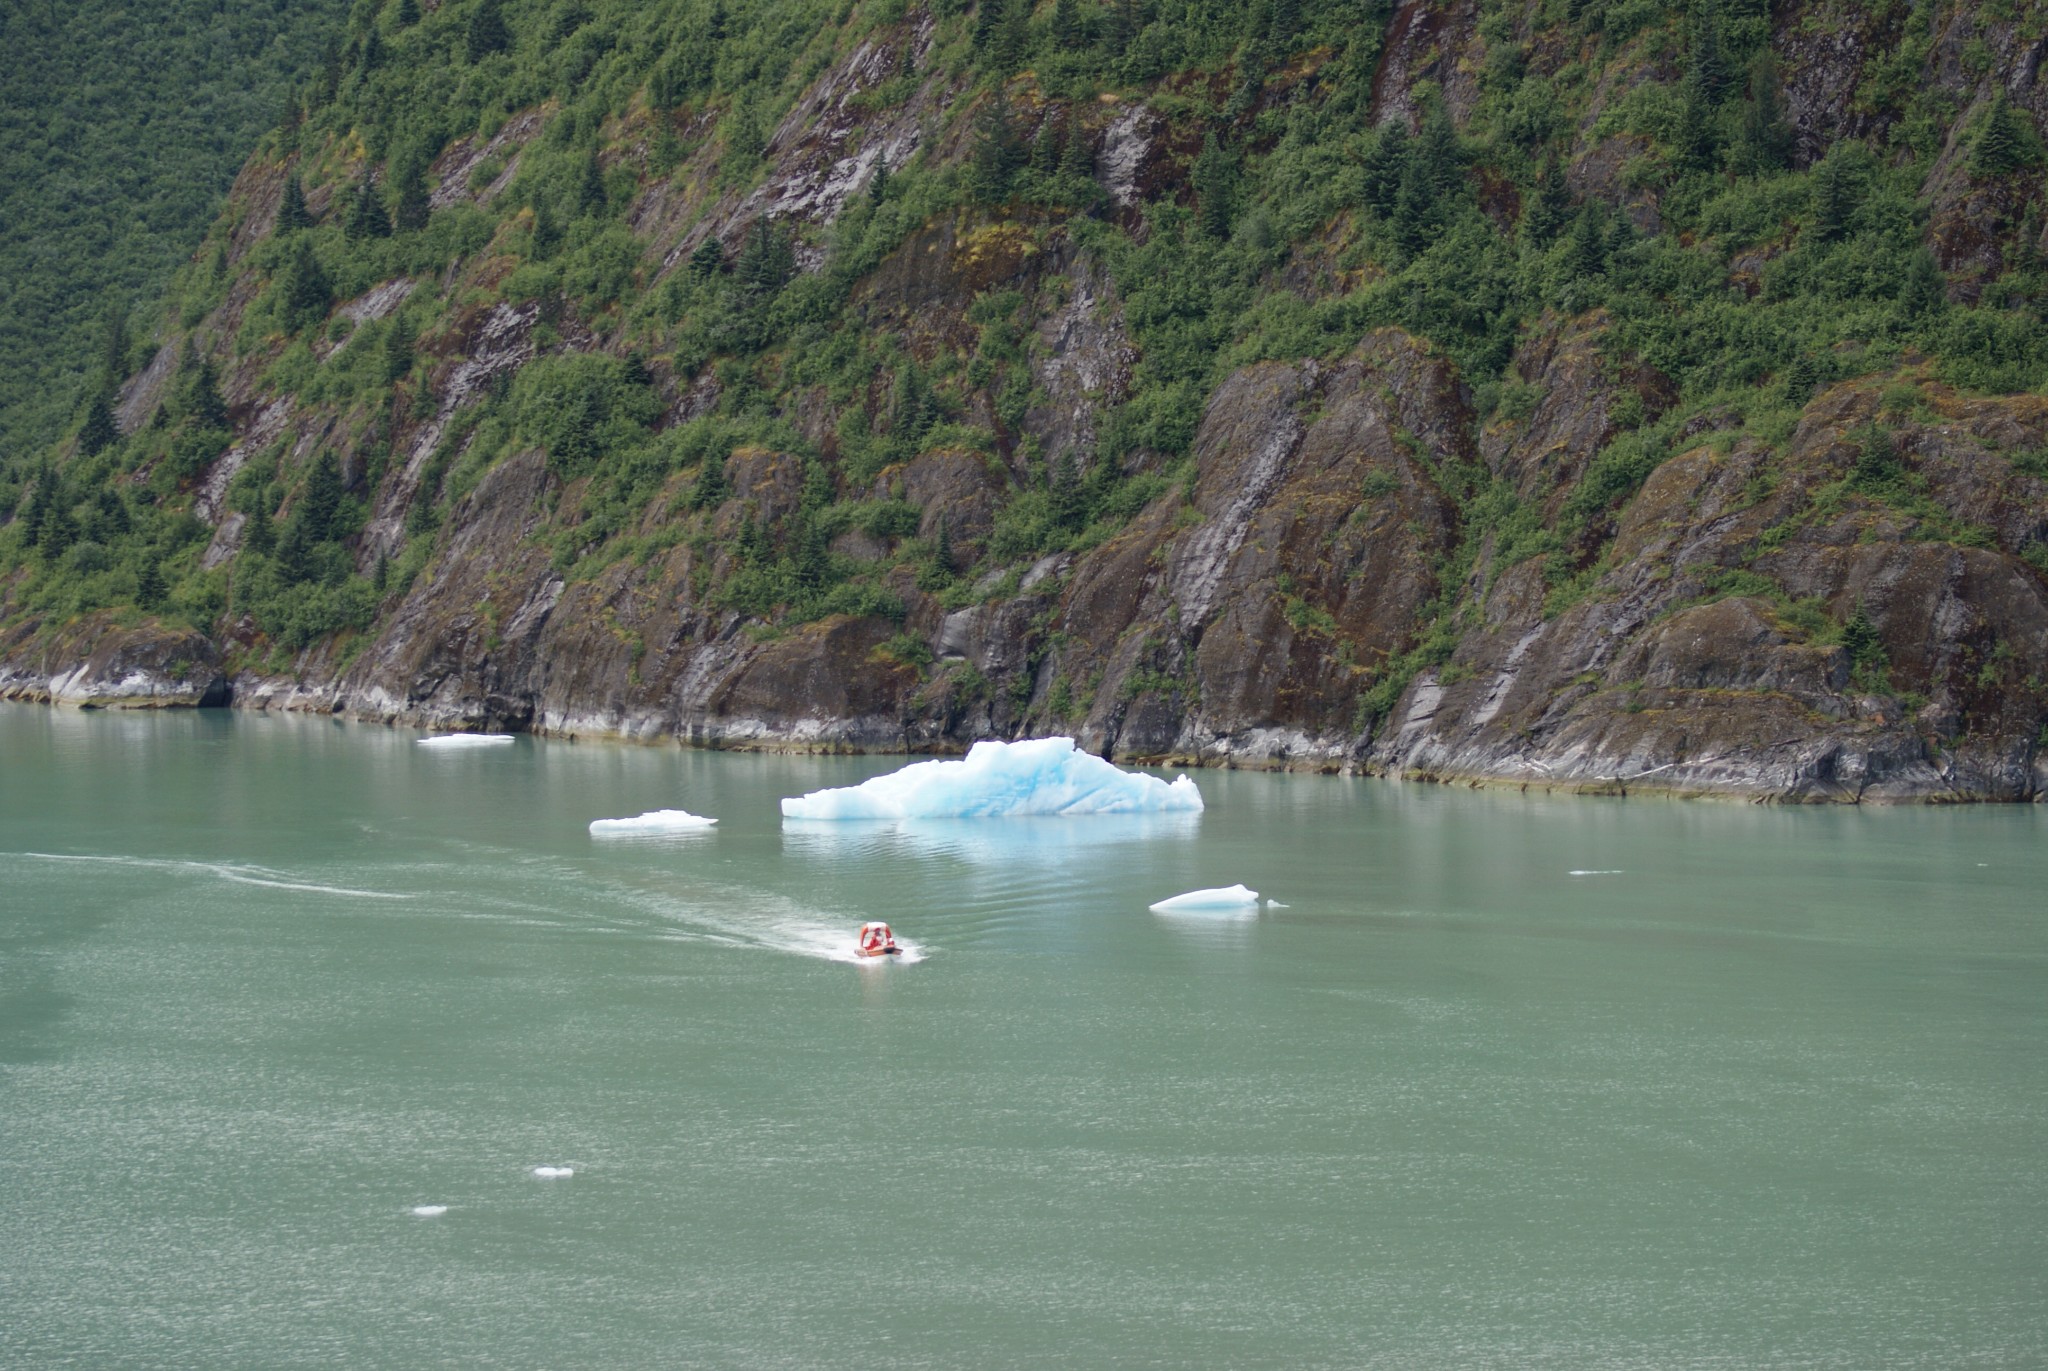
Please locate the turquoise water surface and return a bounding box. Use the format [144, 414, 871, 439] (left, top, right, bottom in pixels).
[2, 706, 2045, 1368]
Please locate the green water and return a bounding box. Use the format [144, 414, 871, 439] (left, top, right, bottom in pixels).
[2, 706, 2044, 1369]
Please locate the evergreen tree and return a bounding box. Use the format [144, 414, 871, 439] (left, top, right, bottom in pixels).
[279, 238, 332, 333]
[868, 154, 889, 206]
[689, 234, 726, 277]
[1361, 120, 1411, 216]
[275, 513, 314, 583]
[1523, 160, 1571, 246]
[19, 462, 56, 548]
[382, 313, 415, 384]
[893, 366, 933, 444]
[466, 0, 510, 62]
[1688, 0, 1730, 103]
[100, 300, 131, 379]
[1784, 353, 1822, 402]
[392, 153, 431, 232]
[1048, 449, 1085, 531]
[736, 509, 769, 565]
[37, 496, 78, 561]
[736, 218, 793, 295]
[1390, 152, 1436, 258]
[277, 175, 313, 234]
[530, 203, 563, 260]
[1059, 119, 1095, 183]
[77, 386, 118, 457]
[1810, 151, 1857, 242]
[1269, 0, 1302, 47]
[918, 515, 955, 590]
[1969, 89, 2036, 178]
[1051, 0, 1085, 51]
[574, 150, 606, 216]
[1732, 53, 1792, 174]
[135, 556, 166, 610]
[394, 0, 420, 26]
[359, 24, 385, 72]
[969, 89, 1025, 203]
[244, 506, 277, 556]
[691, 448, 729, 508]
[1416, 108, 1463, 196]
[1563, 201, 1607, 281]
[790, 513, 829, 594]
[1675, 71, 1718, 170]
[1896, 250, 1945, 318]
[373, 554, 390, 593]
[1106, 0, 1144, 55]
[345, 178, 391, 239]
[1193, 132, 1236, 240]
[299, 450, 345, 542]
[1030, 119, 1061, 176]
[996, 0, 1030, 72]
[178, 347, 229, 429]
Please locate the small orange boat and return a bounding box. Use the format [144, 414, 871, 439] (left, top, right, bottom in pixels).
[856, 922, 901, 957]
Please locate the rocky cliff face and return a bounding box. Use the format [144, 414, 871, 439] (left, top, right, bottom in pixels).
[5, 0, 2046, 802]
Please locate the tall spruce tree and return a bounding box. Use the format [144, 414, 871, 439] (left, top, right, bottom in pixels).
[276, 175, 313, 233]
[392, 153, 431, 232]
[1810, 151, 1857, 241]
[1732, 53, 1792, 173]
[1970, 89, 2035, 177]
[1193, 133, 1236, 240]
[299, 450, 345, 543]
[345, 178, 392, 239]
[466, 0, 510, 62]
[77, 387, 118, 457]
[1361, 120, 1411, 216]
[969, 89, 1025, 203]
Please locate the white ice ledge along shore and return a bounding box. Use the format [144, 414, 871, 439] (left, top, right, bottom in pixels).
[780, 737, 1205, 820]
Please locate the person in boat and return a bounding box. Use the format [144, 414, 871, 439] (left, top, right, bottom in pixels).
[857, 922, 901, 956]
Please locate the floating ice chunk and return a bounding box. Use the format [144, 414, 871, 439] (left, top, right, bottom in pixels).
[589, 809, 716, 836]
[531, 1166, 574, 1179]
[1568, 869, 1624, 876]
[781, 737, 1203, 820]
[1149, 884, 1261, 912]
[417, 734, 516, 748]
[410, 1205, 448, 1217]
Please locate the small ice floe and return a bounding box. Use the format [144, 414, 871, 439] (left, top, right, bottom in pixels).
[781, 736, 1203, 820]
[409, 1205, 449, 1218]
[1149, 884, 1261, 913]
[417, 734, 515, 748]
[1568, 869, 1624, 876]
[531, 1166, 574, 1179]
[588, 809, 716, 836]
[1265, 900, 1289, 908]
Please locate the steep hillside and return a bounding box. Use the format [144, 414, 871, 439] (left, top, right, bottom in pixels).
[0, 0, 352, 460]
[4, 0, 2047, 801]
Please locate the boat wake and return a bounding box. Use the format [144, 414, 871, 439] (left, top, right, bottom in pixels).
[13, 852, 414, 900]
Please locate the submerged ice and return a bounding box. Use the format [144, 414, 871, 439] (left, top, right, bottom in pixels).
[779, 737, 1204, 820]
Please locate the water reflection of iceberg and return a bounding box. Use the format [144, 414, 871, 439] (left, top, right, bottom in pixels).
[782, 811, 1202, 866]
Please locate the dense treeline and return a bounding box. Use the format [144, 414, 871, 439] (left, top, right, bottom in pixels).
[0, 0, 352, 465]
[2, 0, 2044, 671]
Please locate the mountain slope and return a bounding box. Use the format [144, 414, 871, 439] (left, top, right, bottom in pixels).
[4, 0, 2047, 800]
[0, 0, 351, 460]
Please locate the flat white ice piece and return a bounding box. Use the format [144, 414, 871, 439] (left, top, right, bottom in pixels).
[409, 1205, 448, 1217]
[1149, 884, 1261, 912]
[780, 737, 1203, 820]
[417, 734, 516, 748]
[589, 809, 716, 836]
[531, 1166, 574, 1179]
[1568, 869, 1624, 876]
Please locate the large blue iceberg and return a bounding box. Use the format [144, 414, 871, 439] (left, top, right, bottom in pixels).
[779, 737, 1204, 820]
